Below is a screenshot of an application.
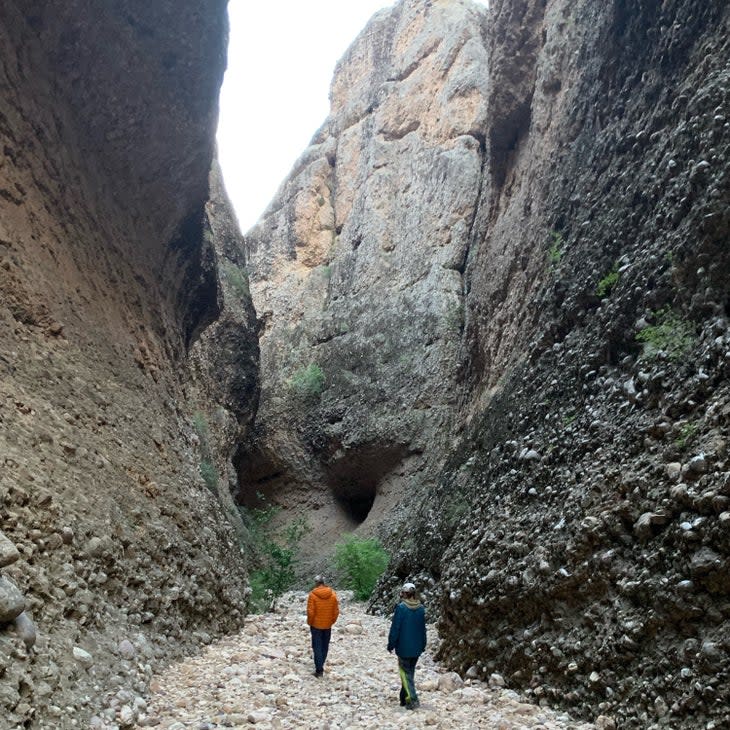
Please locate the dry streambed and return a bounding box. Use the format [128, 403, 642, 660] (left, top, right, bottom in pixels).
[129, 593, 605, 730]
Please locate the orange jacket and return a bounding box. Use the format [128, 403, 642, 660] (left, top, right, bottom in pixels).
[307, 585, 339, 629]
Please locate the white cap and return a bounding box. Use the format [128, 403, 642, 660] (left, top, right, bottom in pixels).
[401, 582, 416, 593]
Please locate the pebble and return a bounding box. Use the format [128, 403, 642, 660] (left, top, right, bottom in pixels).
[73, 646, 94, 669]
[137, 593, 595, 729]
[0, 530, 20, 567]
[13, 611, 37, 649]
[0, 575, 26, 623]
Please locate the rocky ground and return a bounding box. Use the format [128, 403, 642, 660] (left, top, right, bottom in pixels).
[125, 593, 605, 730]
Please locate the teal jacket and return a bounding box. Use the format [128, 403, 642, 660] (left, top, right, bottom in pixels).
[387, 599, 426, 658]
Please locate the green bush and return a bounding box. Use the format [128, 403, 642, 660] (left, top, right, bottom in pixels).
[635, 306, 696, 361]
[221, 261, 250, 300]
[244, 506, 309, 612]
[199, 460, 218, 492]
[335, 535, 390, 601]
[289, 363, 325, 398]
[192, 411, 209, 440]
[547, 231, 564, 265]
[596, 265, 619, 298]
[675, 422, 697, 449]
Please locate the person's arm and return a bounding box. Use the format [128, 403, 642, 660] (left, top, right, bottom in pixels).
[387, 604, 402, 652]
[307, 592, 315, 626]
[332, 593, 339, 624]
[421, 609, 427, 653]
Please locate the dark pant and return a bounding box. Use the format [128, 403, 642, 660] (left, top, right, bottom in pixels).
[398, 656, 419, 706]
[310, 627, 331, 673]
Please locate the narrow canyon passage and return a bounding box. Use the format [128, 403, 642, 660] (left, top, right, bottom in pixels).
[131, 594, 598, 730]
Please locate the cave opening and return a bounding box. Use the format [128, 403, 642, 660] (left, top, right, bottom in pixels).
[331, 481, 377, 525]
[324, 442, 408, 526]
[233, 442, 286, 509]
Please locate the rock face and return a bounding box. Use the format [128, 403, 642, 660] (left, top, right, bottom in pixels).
[0, 2, 257, 727]
[243, 0, 730, 727]
[381, 1, 730, 728]
[243, 0, 489, 554]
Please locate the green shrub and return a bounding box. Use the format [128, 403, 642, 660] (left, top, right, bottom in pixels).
[635, 307, 696, 361]
[289, 363, 325, 398]
[335, 535, 390, 601]
[221, 261, 250, 300]
[244, 507, 309, 613]
[675, 422, 697, 449]
[548, 231, 564, 265]
[192, 411, 209, 440]
[199, 460, 218, 492]
[596, 265, 619, 298]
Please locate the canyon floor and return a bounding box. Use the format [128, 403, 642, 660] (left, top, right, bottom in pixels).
[129, 593, 600, 730]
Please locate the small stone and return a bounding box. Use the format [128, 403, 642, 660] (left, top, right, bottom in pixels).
[666, 462, 682, 480]
[437, 671, 464, 691]
[0, 531, 20, 567]
[690, 548, 721, 576]
[119, 639, 136, 660]
[45, 533, 64, 551]
[489, 672, 506, 687]
[687, 454, 708, 475]
[73, 646, 94, 668]
[453, 686, 486, 704]
[595, 716, 617, 730]
[246, 709, 272, 723]
[13, 612, 36, 649]
[119, 704, 135, 726]
[0, 576, 26, 623]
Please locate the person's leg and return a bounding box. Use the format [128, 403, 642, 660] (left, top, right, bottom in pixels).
[398, 657, 419, 707]
[320, 628, 332, 667]
[310, 627, 324, 675]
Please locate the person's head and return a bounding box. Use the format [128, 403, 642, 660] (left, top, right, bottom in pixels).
[314, 574, 326, 586]
[400, 582, 416, 598]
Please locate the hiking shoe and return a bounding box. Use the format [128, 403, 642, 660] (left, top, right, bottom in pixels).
[314, 670, 323, 678]
[405, 700, 420, 710]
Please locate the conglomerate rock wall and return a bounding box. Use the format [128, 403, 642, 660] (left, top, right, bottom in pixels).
[242, 0, 730, 726]
[381, 1, 730, 728]
[0, 3, 256, 727]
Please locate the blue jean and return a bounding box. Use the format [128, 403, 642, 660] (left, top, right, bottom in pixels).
[310, 627, 331, 673]
[398, 656, 419, 706]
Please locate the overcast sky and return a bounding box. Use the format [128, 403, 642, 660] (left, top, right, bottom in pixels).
[216, 1, 488, 233]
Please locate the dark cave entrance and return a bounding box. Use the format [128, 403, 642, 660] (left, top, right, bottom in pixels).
[331, 481, 376, 524]
[233, 442, 286, 509]
[324, 442, 408, 526]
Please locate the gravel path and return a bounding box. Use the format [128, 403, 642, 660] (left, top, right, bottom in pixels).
[135, 592, 596, 729]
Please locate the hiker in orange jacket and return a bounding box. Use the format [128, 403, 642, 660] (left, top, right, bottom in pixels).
[307, 575, 339, 677]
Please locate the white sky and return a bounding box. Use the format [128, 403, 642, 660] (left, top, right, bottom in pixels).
[217, 1, 488, 233]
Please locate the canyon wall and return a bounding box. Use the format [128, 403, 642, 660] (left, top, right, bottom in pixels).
[0, 3, 256, 727]
[0, 0, 727, 727]
[244, 0, 730, 726]
[243, 0, 489, 563]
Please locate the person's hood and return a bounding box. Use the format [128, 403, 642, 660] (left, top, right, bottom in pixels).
[403, 597, 421, 610]
[313, 585, 334, 599]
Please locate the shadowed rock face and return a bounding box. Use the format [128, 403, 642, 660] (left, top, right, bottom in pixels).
[381, 1, 730, 727]
[0, 3, 257, 727]
[244, 0, 730, 726]
[243, 0, 490, 552]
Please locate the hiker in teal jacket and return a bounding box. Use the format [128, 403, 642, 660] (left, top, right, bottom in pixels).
[387, 582, 427, 709]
